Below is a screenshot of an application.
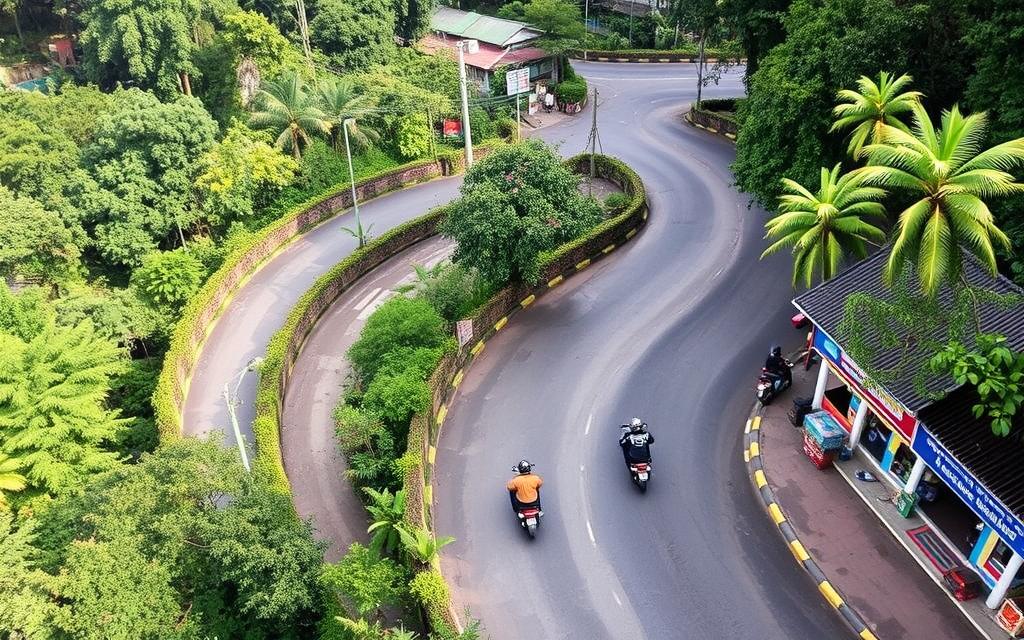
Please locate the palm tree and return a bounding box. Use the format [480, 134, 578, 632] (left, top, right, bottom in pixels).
[315, 78, 379, 153]
[762, 164, 888, 287]
[859, 102, 1024, 296]
[249, 70, 330, 160]
[0, 453, 26, 509]
[832, 72, 923, 159]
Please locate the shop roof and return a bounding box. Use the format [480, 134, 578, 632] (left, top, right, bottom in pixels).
[919, 387, 1024, 519]
[431, 7, 541, 47]
[419, 34, 549, 71]
[793, 250, 1024, 413]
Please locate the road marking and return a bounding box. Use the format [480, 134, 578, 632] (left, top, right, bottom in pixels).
[754, 470, 767, 488]
[586, 520, 596, 544]
[356, 289, 392, 320]
[612, 591, 622, 607]
[353, 287, 381, 310]
[751, 416, 761, 430]
[768, 503, 786, 525]
[584, 413, 593, 435]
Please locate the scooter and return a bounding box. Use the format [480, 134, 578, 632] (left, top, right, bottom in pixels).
[620, 426, 652, 492]
[510, 465, 542, 538]
[756, 365, 792, 406]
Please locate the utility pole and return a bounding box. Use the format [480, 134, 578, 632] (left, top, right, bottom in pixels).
[628, 0, 635, 47]
[456, 41, 474, 168]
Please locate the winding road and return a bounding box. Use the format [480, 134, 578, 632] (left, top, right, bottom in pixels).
[181, 62, 852, 638]
[436, 64, 851, 638]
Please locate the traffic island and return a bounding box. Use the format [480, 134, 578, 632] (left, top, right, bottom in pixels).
[746, 363, 998, 639]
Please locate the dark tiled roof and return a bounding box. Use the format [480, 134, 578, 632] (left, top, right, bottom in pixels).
[793, 250, 1024, 413]
[919, 387, 1024, 519]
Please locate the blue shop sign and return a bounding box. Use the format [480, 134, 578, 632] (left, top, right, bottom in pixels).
[912, 426, 1024, 557]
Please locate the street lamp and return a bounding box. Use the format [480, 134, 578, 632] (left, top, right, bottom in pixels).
[628, 0, 635, 47]
[223, 356, 263, 472]
[342, 117, 366, 248]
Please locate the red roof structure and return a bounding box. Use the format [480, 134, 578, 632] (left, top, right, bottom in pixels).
[419, 34, 548, 71]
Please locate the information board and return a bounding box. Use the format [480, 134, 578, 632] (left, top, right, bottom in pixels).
[506, 67, 530, 95]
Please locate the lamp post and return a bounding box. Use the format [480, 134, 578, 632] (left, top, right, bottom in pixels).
[222, 356, 263, 473]
[342, 117, 365, 247]
[455, 40, 474, 168]
[628, 0, 635, 47]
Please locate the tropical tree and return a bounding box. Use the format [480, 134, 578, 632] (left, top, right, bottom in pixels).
[761, 163, 888, 287]
[364, 487, 406, 556]
[832, 71, 923, 158]
[0, 453, 26, 510]
[315, 78, 379, 153]
[859, 102, 1024, 295]
[0, 322, 127, 497]
[249, 71, 330, 160]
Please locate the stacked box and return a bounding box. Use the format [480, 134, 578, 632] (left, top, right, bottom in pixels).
[802, 430, 834, 470]
[803, 411, 846, 451]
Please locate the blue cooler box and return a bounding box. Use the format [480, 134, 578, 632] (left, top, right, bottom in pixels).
[803, 411, 846, 451]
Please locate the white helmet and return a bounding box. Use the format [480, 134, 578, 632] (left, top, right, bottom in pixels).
[630, 417, 644, 432]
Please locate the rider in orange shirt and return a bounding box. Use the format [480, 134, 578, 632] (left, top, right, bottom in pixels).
[507, 460, 543, 515]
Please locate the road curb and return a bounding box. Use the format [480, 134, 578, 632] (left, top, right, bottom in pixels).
[743, 407, 880, 640]
[683, 112, 737, 144]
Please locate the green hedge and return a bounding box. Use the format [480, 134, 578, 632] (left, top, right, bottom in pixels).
[554, 77, 588, 104]
[573, 47, 744, 61]
[536, 154, 646, 276]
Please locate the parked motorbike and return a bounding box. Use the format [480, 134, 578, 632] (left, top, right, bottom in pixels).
[620, 426, 652, 492]
[756, 364, 792, 406]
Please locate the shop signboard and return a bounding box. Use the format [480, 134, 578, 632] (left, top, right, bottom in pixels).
[813, 328, 918, 441]
[912, 426, 1024, 558]
[442, 119, 461, 137]
[506, 67, 530, 95]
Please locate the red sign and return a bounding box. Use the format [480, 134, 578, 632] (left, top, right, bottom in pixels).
[442, 119, 462, 137]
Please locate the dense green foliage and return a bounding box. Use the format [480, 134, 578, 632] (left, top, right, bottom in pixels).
[0, 186, 80, 285]
[311, 0, 397, 71]
[83, 89, 219, 266]
[442, 141, 603, 283]
[0, 439, 328, 639]
[931, 334, 1024, 437]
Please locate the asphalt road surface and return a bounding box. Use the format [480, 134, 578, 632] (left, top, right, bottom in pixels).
[181, 179, 461, 449]
[433, 63, 853, 639]
[282, 236, 452, 561]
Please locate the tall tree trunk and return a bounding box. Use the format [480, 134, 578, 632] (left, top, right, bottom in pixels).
[696, 32, 706, 108]
[180, 72, 192, 96]
[12, 5, 24, 46]
[673, 22, 679, 48]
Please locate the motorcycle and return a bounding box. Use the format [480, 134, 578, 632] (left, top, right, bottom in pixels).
[620, 427, 652, 492]
[756, 364, 792, 406]
[510, 465, 542, 538]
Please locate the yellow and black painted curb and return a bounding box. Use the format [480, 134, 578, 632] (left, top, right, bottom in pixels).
[683, 112, 737, 143]
[744, 411, 880, 640]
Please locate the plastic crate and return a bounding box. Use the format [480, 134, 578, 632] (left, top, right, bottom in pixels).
[802, 430, 834, 470]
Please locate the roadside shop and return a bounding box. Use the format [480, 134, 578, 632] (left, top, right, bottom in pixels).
[791, 250, 1024, 614]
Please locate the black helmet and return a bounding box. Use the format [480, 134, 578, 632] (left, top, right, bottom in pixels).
[630, 417, 644, 433]
[517, 460, 533, 474]
[771, 345, 782, 357]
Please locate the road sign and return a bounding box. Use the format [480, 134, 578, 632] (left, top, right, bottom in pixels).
[506, 67, 530, 95]
[456, 319, 474, 347]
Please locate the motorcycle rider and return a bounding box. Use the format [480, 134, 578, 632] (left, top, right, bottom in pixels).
[619, 418, 654, 466]
[765, 345, 792, 388]
[507, 460, 543, 515]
